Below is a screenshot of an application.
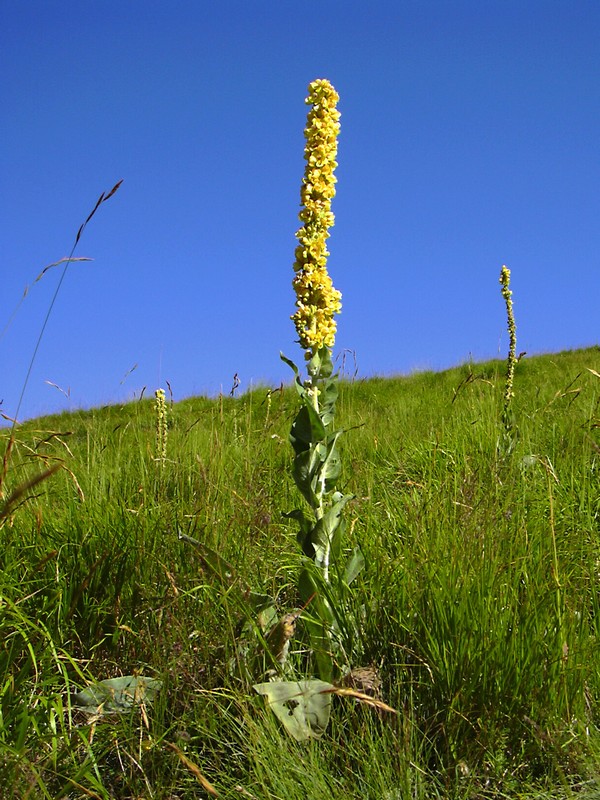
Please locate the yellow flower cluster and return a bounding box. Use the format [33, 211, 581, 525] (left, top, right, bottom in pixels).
[292, 79, 342, 354]
[154, 388, 168, 462]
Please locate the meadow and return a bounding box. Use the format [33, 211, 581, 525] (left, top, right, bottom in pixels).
[2, 344, 600, 798]
[3, 78, 600, 799]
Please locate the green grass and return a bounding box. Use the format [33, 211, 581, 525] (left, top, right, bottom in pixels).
[2, 346, 600, 798]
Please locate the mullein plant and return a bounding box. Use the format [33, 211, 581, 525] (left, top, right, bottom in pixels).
[279, 80, 364, 682]
[154, 388, 168, 464]
[499, 265, 518, 452]
[253, 81, 382, 740]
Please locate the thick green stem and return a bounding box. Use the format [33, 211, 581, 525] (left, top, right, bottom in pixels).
[309, 377, 330, 580]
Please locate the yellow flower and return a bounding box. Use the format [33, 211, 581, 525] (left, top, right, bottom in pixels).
[154, 388, 168, 462]
[292, 79, 342, 354]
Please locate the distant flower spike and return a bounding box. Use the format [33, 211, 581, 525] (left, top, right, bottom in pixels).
[499, 265, 518, 448]
[155, 388, 168, 463]
[292, 79, 342, 355]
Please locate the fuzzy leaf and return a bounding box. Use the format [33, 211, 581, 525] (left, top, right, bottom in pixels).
[321, 375, 338, 403]
[320, 432, 343, 489]
[307, 349, 323, 379]
[330, 516, 346, 562]
[280, 353, 308, 400]
[319, 379, 339, 428]
[291, 450, 321, 506]
[280, 352, 300, 378]
[307, 347, 334, 381]
[309, 493, 353, 565]
[290, 404, 326, 453]
[73, 676, 162, 716]
[253, 680, 333, 740]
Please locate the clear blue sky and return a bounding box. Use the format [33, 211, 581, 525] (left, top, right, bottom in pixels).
[2, 1, 599, 422]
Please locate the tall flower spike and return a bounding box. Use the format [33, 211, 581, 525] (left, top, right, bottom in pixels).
[499, 264, 518, 452]
[292, 79, 342, 355]
[499, 265, 517, 411]
[155, 388, 168, 463]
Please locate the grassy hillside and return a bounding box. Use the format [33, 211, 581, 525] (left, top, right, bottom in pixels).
[2, 346, 600, 798]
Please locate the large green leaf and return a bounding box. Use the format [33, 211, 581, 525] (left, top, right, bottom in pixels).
[291, 449, 321, 506]
[309, 493, 353, 566]
[307, 347, 334, 381]
[253, 680, 333, 740]
[321, 375, 338, 404]
[290, 404, 326, 453]
[73, 676, 162, 716]
[320, 433, 343, 490]
[306, 349, 323, 380]
[319, 377, 339, 429]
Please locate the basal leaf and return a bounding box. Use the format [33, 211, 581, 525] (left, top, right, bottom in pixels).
[73, 676, 162, 716]
[253, 680, 333, 740]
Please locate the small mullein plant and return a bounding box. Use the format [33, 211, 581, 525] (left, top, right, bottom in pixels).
[499, 265, 518, 452]
[154, 388, 168, 463]
[254, 80, 375, 740]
